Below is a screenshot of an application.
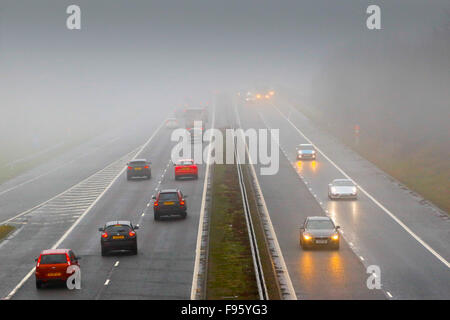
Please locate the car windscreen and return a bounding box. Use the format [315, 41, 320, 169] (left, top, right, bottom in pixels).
[105, 225, 131, 233]
[334, 180, 354, 186]
[306, 220, 334, 230]
[130, 161, 146, 167]
[40, 254, 67, 264]
[299, 145, 314, 150]
[159, 193, 179, 201]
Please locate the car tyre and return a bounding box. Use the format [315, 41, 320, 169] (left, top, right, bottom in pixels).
[36, 280, 42, 289]
[154, 212, 160, 221]
[181, 211, 187, 219]
[101, 246, 108, 256]
[132, 244, 138, 255]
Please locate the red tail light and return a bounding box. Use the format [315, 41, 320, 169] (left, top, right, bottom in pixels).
[154, 201, 159, 207]
[144, 165, 149, 169]
[102, 232, 108, 238]
[127, 166, 133, 170]
[129, 231, 136, 237]
[180, 200, 185, 206]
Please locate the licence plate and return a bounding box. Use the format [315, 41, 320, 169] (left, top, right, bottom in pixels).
[113, 235, 125, 239]
[181, 168, 191, 171]
[164, 201, 175, 205]
[134, 168, 142, 171]
[47, 272, 61, 277]
[315, 240, 328, 244]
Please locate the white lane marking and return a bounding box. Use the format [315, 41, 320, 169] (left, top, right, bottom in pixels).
[274, 105, 450, 269]
[3, 120, 167, 300]
[104, 279, 110, 286]
[190, 100, 216, 300]
[387, 291, 393, 298]
[360, 256, 365, 261]
[114, 261, 119, 267]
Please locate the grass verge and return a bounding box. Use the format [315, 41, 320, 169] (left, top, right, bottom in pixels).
[0, 225, 15, 242]
[206, 162, 259, 299]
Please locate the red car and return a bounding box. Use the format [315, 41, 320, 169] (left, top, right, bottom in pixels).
[174, 159, 198, 180]
[35, 249, 81, 289]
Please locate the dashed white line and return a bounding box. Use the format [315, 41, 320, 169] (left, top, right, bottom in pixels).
[114, 261, 119, 267]
[104, 279, 110, 286]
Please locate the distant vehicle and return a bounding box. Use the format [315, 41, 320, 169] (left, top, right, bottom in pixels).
[299, 216, 340, 250]
[126, 159, 151, 180]
[98, 221, 139, 256]
[328, 179, 357, 200]
[35, 249, 81, 289]
[165, 118, 179, 129]
[187, 127, 203, 144]
[244, 89, 275, 105]
[174, 159, 198, 180]
[296, 144, 316, 160]
[183, 107, 208, 128]
[153, 189, 187, 220]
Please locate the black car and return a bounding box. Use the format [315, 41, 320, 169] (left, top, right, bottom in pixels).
[99, 221, 139, 256]
[153, 189, 187, 220]
[299, 216, 340, 250]
[126, 159, 151, 180]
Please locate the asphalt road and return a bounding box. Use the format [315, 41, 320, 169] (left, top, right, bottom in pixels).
[233, 97, 450, 299]
[0, 113, 168, 224]
[0, 102, 214, 299]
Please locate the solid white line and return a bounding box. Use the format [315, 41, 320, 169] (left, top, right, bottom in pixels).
[190, 100, 216, 300]
[3, 120, 167, 300]
[274, 105, 450, 269]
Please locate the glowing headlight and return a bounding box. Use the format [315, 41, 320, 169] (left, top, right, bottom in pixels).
[312, 150, 316, 154]
[303, 234, 312, 240]
[331, 187, 337, 194]
[352, 187, 357, 194]
[331, 234, 339, 240]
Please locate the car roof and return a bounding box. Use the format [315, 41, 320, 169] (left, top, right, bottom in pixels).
[306, 216, 332, 221]
[299, 144, 314, 147]
[129, 159, 147, 163]
[41, 249, 70, 255]
[332, 178, 353, 182]
[160, 189, 179, 193]
[105, 220, 132, 227]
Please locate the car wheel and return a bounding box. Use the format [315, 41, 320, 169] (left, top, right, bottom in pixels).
[181, 211, 187, 219]
[36, 280, 42, 289]
[175, 176, 178, 181]
[101, 246, 108, 256]
[154, 212, 160, 221]
[127, 176, 131, 181]
[195, 174, 198, 180]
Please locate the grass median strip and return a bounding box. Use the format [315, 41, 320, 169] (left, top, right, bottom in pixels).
[0, 225, 15, 242]
[206, 162, 259, 300]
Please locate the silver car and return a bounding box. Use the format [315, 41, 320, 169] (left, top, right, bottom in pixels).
[296, 144, 316, 160]
[328, 179, 357, 200]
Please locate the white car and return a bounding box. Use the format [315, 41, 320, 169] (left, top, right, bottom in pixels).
[328, 179, 357, 200]
[296, 144, 316, 160]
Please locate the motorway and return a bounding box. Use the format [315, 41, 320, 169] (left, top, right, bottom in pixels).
[0, 100, 217, 299]
[0, 93, 448, 300]
[234, 97, 449, 299]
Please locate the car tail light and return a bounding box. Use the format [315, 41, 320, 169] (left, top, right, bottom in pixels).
[129, 231, 136, 237]
[144, 165, 149, 169]
[102, 232, 108, 238]
[154, 201, 159, 207]
[127, 166, 133, 170]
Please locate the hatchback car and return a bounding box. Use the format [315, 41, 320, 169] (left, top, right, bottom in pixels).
[35, 249, 81, 289]
[300, 216, 340, 250]
[328, 179, 357, 200]
[296, 144, 316, 160]
[153, 189, 187, 220]
[126, 159, 151, 180]
[99, 221, 139, 256]
[174, 159, 198, 180]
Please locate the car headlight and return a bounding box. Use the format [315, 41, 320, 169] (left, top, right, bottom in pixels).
[303, 234, 312, 240]
[312, 150, 316, 154]
[331, 234, 339, 240]
[352, 187, 357, 194]
[331, 187, 337, 194]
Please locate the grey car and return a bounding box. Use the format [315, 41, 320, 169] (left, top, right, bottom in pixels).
[296, 144, 316, 160]
[299, 216, 340, 250]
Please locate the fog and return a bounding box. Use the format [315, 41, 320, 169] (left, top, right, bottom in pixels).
[1, 0, 449, 167]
